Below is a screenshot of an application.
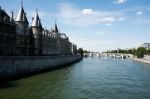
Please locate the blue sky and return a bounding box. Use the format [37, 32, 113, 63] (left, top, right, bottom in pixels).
[1, 0, 150, 51]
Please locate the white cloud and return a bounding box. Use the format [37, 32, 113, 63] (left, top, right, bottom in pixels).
[82, 9, 93, 15]
[96, 31, 107, 35]
[136, 11, 143, 15]
[80, 38, 88, 41]
[70, 36, 141, 52]
[57, 3, 123, 26]
[105, 23, 113, 26]
[100, 17, 115, 23]
[118, 17, 125, 21]
[114, 0, 127, 4]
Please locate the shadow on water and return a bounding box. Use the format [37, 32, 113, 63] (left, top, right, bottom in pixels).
[0, 82, 18, 89]
[0, 59, 82, 89]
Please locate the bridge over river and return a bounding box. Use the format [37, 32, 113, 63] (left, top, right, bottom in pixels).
[84, 52, 133, 59]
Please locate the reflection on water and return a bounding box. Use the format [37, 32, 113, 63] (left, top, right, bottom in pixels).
[1, 58, 150, 99]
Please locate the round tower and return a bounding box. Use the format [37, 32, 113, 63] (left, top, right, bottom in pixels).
[15, 2, 29, 34]
[15, 1, 29, 55]
[31, 11, 43, 55]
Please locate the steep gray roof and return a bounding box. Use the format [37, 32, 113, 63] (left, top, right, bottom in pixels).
[38, 19, 42, 28]
[55, 24, 58, 33]
[15, 5, 28, 24]
[23, 12, 29, 24]
[32, 12, 42, 28]
[32, 13, 38, 27]
[15, 6, 24, 21]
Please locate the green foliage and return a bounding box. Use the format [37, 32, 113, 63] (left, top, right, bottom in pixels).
[78, 48, 84, 56]
[146, 49, 150, 55]
[128, 49, 133, 54]
[108, 47, 148, 58]
[136, 47, 146, 58]
[109, 50, 117, 53]
[132, 49, 137, 55]
[84, 50, 88, 53]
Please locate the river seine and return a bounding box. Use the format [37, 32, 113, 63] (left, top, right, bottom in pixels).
[1, 57, 150, 99]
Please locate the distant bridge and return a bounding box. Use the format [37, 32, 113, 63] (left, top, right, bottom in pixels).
[84, 52, 133, 59]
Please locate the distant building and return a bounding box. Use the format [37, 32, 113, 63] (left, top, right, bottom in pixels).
[0, 3, 77, 56]
[139, 43, 150, 49]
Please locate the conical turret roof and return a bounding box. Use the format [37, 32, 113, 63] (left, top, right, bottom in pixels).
[32, 13, 39, 27]
[32, 11, 42, 28]
[15, 2, 28, 24]
[55, 24, 58, 33]
[23, 13, 29, 24]
[15, 6, 24, 22]
[38, 19, 42, 28]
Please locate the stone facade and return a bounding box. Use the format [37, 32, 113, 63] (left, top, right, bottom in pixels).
[0, 4, 77, 56]
[0, 7, 16, 56]
[0, 55, 82, 80]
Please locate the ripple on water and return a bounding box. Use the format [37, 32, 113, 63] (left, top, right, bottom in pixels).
[1, 58, 150, 99]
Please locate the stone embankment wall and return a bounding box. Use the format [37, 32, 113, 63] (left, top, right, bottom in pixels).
[0, 55, 81, 80]
[131, 57, 150, 64]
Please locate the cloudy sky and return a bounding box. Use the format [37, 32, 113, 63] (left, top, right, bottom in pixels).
[1, 0, 150, 51]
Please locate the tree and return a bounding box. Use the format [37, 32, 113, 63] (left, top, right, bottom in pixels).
[147, 49, 150, 55]
[78, 48, 84, 57]
[131, 48, 137, 56]
[136, 47, 146, 58]
[84, 50, 88, 53]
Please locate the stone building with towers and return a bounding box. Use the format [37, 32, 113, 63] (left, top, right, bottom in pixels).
[0, 3, 77, 56]
[31, 11, 43, 55]
[15, 3, 30, 55]
[0, 6, 16, 55]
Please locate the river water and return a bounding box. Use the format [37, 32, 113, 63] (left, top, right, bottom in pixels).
[1, 58, 150, 99]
